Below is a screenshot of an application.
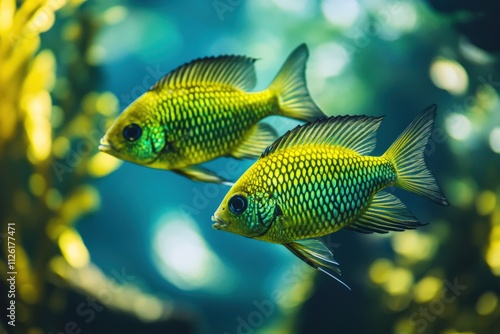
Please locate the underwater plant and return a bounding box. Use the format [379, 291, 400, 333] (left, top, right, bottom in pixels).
[0, 1, 192, 333]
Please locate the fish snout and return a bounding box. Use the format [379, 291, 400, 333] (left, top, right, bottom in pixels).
[98, 137, 116, 154]
[211, 215, 228, 230]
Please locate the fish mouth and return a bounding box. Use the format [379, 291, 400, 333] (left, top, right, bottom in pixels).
[211, 215, 228, 230]
[98, 138, 118, 154]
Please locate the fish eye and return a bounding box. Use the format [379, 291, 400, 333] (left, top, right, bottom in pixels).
[228, 194, 247, 215]
[123, 123, 142, 142]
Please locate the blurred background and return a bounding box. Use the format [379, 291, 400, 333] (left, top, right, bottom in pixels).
[1, 0, 499, 333]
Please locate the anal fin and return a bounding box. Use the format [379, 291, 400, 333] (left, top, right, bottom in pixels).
[232, 123, 278, 159]
[284, 239, 350, 290]
[173, 165, 234, 186]
[346, 191, 424, 234]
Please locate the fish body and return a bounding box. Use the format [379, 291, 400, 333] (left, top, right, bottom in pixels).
[99, 44, 324, 184]
[212, 105, 448, 286]
[238, 146, 397, 244]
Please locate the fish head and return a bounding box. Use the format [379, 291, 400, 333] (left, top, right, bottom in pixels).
[212, 185, 280, 238]
[99, 94, 166, 166]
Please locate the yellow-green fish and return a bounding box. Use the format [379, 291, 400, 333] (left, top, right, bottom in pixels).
[212, 105, 448, 287]
[99, 44, 324, 184]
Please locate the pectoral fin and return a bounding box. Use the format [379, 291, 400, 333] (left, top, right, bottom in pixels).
[284, 239, 350, 290]
[346, 191, 424, 234]
[232, 123, 278, 159]
[173, 165, 234, 186]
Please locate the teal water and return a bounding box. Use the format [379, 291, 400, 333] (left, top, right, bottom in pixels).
[2, 1, 500, 333]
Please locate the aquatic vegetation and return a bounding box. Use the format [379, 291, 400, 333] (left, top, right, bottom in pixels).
[0, 1, 188, 333]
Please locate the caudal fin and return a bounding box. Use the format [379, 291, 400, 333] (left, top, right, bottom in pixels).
[383, 104, 448, 205]
[269, 44, 325, 122]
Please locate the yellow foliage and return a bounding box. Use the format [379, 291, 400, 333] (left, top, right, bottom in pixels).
[0, 0, 64, 148]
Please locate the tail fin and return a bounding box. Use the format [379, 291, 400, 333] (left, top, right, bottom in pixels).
[269, 44, 325, 122]
[383, 105, 448, 205]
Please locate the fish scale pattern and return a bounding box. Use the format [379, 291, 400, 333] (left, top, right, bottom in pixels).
[151, 85, 275, 166]
[245, 146, 398, 243]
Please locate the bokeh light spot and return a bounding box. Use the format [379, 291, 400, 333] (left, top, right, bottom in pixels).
[50, 106, 64, 128]
[29, 173, 46, 196]
[25, 91, 53, 163]
[321, 0, 360, 28]
[95, 92, 119, 116]
[445, 113, 471, 141]
[45, 188, 63, 210]
[86, 44, 107, 65]
[430, 58, 469, 95]
[475, 292, 498, 316]
[489, 127, 500, 153]
[413, 276, 442, 303]
[386, 2, 417, 33]
[58, 229, 90, 268]
[476, 292, 498, 315]
[133, 295, 164, 322]
[62, 21, 81, 41]
[101, 6, 128, 25]
[272, 0, 309, 15]
[486, 226, 500, 276]
[459, 38, 496, 65]
[0, 0, 14, 32]
[392, 231, 437, 262]
[444, 178, 477, 208]
[52, 136, 70, 158]
[87, 152, 122, 178]
[476, 190, 497, 216]
[369, 258, 393, 284]
[384, 267, 413, 296]
[311, 42, 348, 79]
[152, 212, 233, 292]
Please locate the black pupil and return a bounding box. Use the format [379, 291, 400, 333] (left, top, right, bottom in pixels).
[123, 123, 142, 142]
[229, 195, 247, 215]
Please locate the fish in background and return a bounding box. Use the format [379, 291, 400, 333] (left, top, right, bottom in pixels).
[99, 44, 324, 184]
[212, 105, 448, 288]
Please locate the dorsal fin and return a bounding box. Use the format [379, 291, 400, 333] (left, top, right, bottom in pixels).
[150, 55, 257, 91]
[261, 115, 383, 158]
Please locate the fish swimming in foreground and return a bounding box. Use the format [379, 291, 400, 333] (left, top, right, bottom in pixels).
[99, 44, 324, 184]
[212, 105, 448, 288]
